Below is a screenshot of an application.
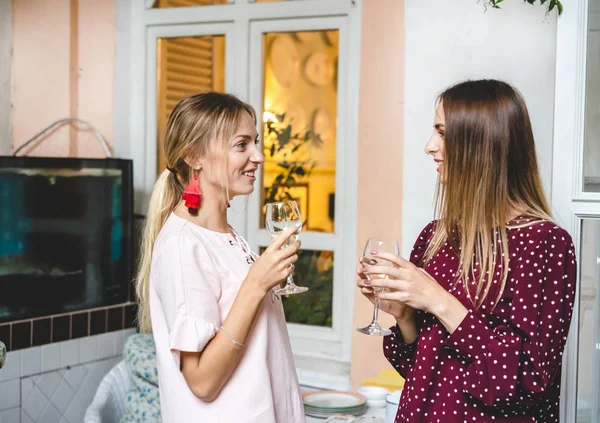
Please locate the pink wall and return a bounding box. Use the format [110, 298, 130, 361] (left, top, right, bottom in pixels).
[352, 0, 405, 388]
[12, 0, 114, 157]
[11, 0, 406, 389]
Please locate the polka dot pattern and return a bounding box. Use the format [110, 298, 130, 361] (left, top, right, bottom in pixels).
[382, 220, 577, 422]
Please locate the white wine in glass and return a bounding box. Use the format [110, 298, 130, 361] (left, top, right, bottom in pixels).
[356, 238, 399, 336]
[265, 200, 309, 295]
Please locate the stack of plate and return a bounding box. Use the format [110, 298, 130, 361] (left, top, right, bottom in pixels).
[302, 390, 368, 418]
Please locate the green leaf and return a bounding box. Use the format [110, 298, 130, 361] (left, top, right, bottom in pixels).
[270, 143, 275, 157]
[557, 1, 563, 14]
[279, 125, 292, 146]
[278, 161, 290, 169]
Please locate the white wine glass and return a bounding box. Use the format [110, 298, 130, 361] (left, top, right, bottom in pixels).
[357, 238, 399, 336]
[265, 200, 309, 295]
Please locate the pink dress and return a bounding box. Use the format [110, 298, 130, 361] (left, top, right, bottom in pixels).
[149, 213, 305, 423]
[384, 218, 577, 423]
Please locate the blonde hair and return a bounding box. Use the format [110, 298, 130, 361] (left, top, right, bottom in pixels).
[135, 92, 256, 333]
[424, 80, 553, 309]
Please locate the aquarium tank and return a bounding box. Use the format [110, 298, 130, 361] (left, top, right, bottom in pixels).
[0, 156, 133, 323]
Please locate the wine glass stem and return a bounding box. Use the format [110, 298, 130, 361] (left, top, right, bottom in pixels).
[285, 274, 295, 287]
[371, 298, 381, 324]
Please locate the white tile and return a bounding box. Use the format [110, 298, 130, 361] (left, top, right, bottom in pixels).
[60, 340, 78, 368]
[0, 351, 20, 382]
[50, 379, 73, 414]
[0, 380, 19, 411]
[96, 333, 115, 360]
[21, 347, 41, 377]
[0, 407, 20, 423]
[21, 408, 35, 423]
[41, 344, 61, 373]
[59, 418, 69, 423]
[114, 329, 135, 358]
[36, 371, 61, 399]
[38, 402, 61, 423]
[22, 384, 47, 421]
[63, 365, 87, 393]
[78, 337, 97, 364]
[21, 377, 34, 403]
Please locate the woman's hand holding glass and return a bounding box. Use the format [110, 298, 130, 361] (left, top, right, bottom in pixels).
[265, 201, 309, 295]
[245, 226, 300, 297]
[356, 262, 414, 323]
[359, 251, 466, 333]
[356, 238, 399, 336]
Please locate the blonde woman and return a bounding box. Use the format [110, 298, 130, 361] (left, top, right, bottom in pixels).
[358, 80, 576, 423]
[135, 92, 305, 422]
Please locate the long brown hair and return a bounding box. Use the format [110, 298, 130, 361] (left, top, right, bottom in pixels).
[135, 92, 256, 333]
[424, 80, 553, 308]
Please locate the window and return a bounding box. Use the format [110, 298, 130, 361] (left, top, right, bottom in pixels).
[576, 219, 600, 422]
[156, 35, 225, 173]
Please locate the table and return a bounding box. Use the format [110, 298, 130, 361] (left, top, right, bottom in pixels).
[305, 406, 387, 422]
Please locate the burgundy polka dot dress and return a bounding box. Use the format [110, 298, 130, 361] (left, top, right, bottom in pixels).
[384, 218, 577, 423]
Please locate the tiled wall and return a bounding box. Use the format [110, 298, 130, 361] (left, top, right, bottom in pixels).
[0, 328, 136, 423]
[0, 303, 137, 352]
[0, 302, 138, 422]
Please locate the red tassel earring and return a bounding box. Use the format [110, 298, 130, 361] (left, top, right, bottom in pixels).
[182, 171, 202, 215]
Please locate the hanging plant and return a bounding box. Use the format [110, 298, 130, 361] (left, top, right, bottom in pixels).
[486, 0, 563, 15]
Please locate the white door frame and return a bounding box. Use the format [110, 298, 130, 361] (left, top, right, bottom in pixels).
[553, 0, 600, 421]
[245, 15, 357, 387]
[114, 0, 362, 389]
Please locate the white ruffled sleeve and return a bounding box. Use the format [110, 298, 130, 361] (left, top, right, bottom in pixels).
[152, 231, 220, 366]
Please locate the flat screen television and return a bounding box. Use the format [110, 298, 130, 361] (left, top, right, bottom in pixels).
[0, 156, 133, 323]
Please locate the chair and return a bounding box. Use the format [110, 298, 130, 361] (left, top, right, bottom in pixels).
[84, 360, 132, 423]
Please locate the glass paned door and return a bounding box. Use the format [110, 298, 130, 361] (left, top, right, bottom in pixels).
[576, 218, 600, 422]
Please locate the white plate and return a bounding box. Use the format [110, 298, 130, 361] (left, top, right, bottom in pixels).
[305, 406, 368, 418]
[303, 391, 367, 409]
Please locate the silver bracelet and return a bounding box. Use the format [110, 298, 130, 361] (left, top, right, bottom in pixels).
[220, 325, 245, 348]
